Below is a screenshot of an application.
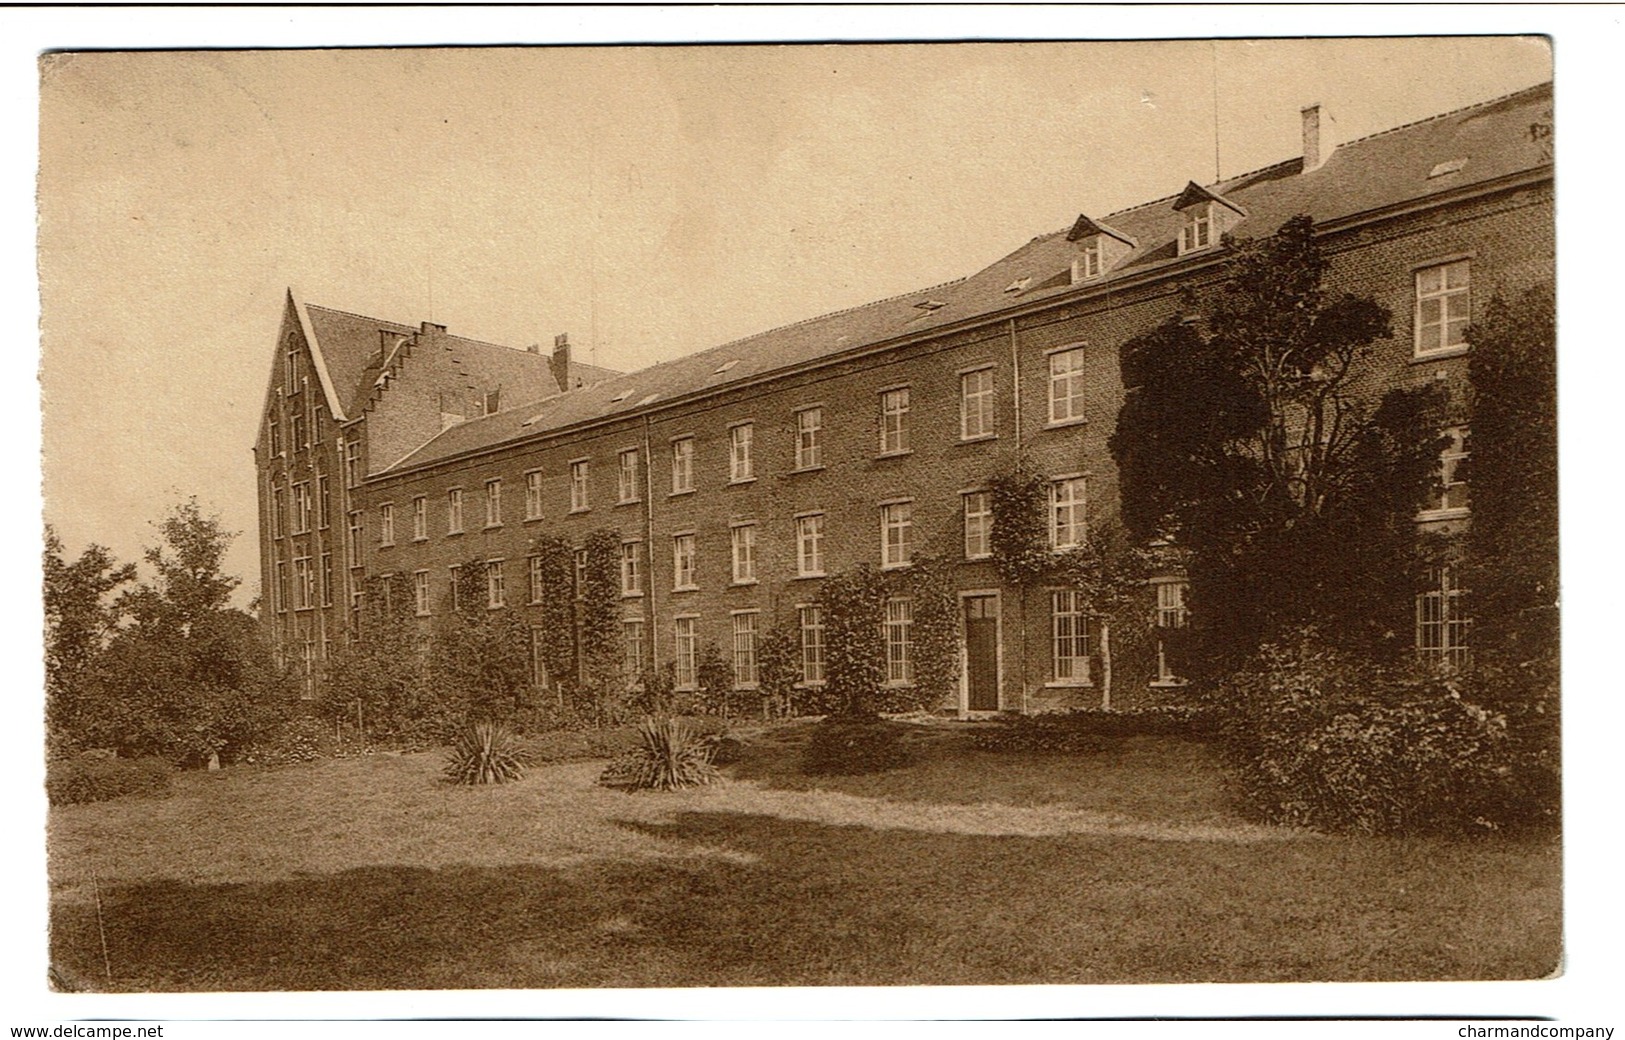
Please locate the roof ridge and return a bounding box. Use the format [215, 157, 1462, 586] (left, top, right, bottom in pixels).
[1336, 80, 1552, 151]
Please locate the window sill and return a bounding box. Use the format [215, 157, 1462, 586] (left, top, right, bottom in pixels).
[673, 585, 700, 594]
[484, 524, 503, 531]
[523, 515, 543, 524]
[963, 553, 992, 563]
[884, 681, 917, 690]
[668, 488, 695, 498]
[446, 530, 465, 537]
[622, 591, 645, 599]
[734, 683, 761, 692]
[568, 508, 590, 515]
[1416, 507, 1470, 522]
[731, 579, 760, 587]
[1149, 679, 1189, 689]
[958, 434, 997, 445]
[876, 449, 913, 460]
[1044, 416, 1088, 431]
[793, 680, 827, 690]
[379, 543, 395, 551]
[415, 611, 432, 619]
[792, 464, 826, 475]
[1410, 345, 1470, 365]
[793, 571, 826, 580]
[616, 499, 641, 507]
[727, 477, 757, 486]
[412, 537, 428, 544]
[1044, 679, 1094, 689]
[881, 562, 914, 571]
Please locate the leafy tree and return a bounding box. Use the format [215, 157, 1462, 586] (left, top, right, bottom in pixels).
[575, 529, 628, 721]
[44, 527, 135, 752]
[430, 557, 532, 718]
[821, 565, 890, 717]
[323, 573, 435, 740]
[88, 499, 287, 764]
[756, 613, 803, 718]
[1109, 216, 1447, 674]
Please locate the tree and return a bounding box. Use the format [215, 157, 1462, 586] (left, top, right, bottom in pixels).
[43, 527, 136, 753]
[821, 565, 890, 717]
[430, 557, 532, 718]
[90, 499, 287, 764]
[1108, 216, 1447, 674]
[323, 573, 435, 740]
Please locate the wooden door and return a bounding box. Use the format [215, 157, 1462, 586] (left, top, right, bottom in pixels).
[963, 595, 1000, 711]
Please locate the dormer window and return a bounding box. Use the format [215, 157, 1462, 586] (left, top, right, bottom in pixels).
[1065, 214, 1135, 284]
[1074, 239, 1104, 281]
[1180, 203, 1213, 253]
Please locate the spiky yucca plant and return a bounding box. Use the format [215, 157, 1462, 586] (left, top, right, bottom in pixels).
[600, 717, 721, 791]
[443, 719, 527, 785]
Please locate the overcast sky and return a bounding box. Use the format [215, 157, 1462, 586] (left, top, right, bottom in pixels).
[37, 36, 1551, 600]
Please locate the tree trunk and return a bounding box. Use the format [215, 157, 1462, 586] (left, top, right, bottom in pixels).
[1099, 618, 1113, 710]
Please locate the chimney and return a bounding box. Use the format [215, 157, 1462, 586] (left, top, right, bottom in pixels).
[1301, 103, 1337, 174]
[549, 332, 572, 393]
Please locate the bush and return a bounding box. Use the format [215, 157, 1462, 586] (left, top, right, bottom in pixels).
[442, 719, 528, 785]
[972, 706, 1218, 752]
[802, 719, 917, 775]
[1218, 634, 1518, 833]
[47, 754, 173, 806]
[598, 718, 721, 791]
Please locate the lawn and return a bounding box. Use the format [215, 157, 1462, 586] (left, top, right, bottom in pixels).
[46, 722, 1561, 991]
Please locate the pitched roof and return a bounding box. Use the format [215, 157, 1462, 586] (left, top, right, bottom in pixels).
[383, 81, 1553, 474]
[299, 303, 619, 420]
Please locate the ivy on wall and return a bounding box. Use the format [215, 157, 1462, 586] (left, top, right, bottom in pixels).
[821, 565, 889, 717]
[528, 534, 578, 704]
[431, 557, 532, 716]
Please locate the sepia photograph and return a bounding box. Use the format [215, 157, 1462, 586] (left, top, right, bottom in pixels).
[21, 11, 1597, 1025]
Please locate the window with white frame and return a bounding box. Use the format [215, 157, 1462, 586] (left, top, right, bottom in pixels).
[960, 368, 995, 439]
[620, 540, 643, 596]
[1048, 347, 1087, 424]
[879, 388, 910, 455]
[881, 501, 913, 568]
[1415, 260, 1471, 357]
[293, 556, 313, 610]
[486, 560, 506, 609]
[617, 449, 641, 503]
[795, 514, 824, 576]
[447, 488, 464, 534]
[674, 616, 699, 688]
[344, 438, 360, 488]
[525, 470, 543, 519]
[412, 496, 427, 540]
[485, 479, 502, 527]
[796, 407, 823, 469]
[448, 565, 461, 612]
[732, 612, 760, 687]
[963, 491, 992, 559]
[1050, 477, 1087, 548]
[729, 424, 754, 482]
[1154, 580, 1189, 684]
[884, 597, 914, 684]
[1050, 589, 1090, 682]
[414, 570, 431, 616]
[673, 534, 697, 590]
[671, 437, 695, 493]
[1075, 238, 1104, 281]
[529, 555, 544, 604]
[292, 482, 311, 535]
[1179, 202, 1213, 254]
[1424, 426, 1470, 516]
[379, 503, 395, 546]
[569, 460, 590, 512]
[1416, 566, 1471, 670]
[623, 619, 646, 678]
[799, 605, 825, 685]
[731, 523, 758, 584]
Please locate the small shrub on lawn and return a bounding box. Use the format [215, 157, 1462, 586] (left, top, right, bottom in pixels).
[1218, 633, 1518, 834]
[47, 754, 173, 806]
[802, 719, 917, 776]
[598, 718, 721, 791]
[442, 719, 527, 785]
[973, 706, 1218, 752]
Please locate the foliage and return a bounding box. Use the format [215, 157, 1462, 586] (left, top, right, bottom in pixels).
[820, 565, 890, 717]
[900, 554, 961, 713]
[751, 615, 801, 718]
[1216, 631, 1519, 834]
[442, 719, 528, 785]
[692, 640, 735, 717]
[574, 530, 628, 721]
[598, 717, 721, 791]
[322, 573, 440, 742]
[1108, 216, 1447, 673]
[1463, 281, 1559, 674]
[430, 558, 532, 718]
[46, 753, 173, 806]
[987, 467, 1053, 587]
[43, 528, 136, 755]
[801, 718, 917, 775]
[971, 706, 1219, 752]
[78, 500, 292, 765]
[527, 535, 578, 703]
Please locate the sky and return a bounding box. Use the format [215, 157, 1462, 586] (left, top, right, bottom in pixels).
[33, 35, 1555, 600]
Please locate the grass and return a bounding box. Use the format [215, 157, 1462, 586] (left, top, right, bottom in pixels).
[46, 723, 1561, 990]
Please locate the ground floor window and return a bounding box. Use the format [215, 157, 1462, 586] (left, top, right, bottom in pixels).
[732, 612, 760, 687]
[884, 597, 913, 685]
[1416, 565, 1470, 669]
[1153, 579, 1190, 685]
[623, 618, 646, 679]
[1050, 589, 1090, 682]
[674, 616, 699, 689]
[799, 605, 825, 685]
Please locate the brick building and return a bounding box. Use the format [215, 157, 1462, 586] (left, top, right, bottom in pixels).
[254, 83, 1554, 711]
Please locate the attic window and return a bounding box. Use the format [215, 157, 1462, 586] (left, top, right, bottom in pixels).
[713, 359, 740, 374]
[1072, 239, 1105, 282]
[1004, 277, 1032, 294]
[914, 300, 945, 312]
[1428, 157, 1467, 179]
[610, 389, 632, 403]
[1179, 203, 1213, 254]
[483, 388, 501, 415]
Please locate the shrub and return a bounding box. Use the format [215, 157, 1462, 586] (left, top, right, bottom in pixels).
[47, 754, 173, 806]
[598, 718, 721, 791]
[802, 718, 917, 776]
[1217, 633, 1518, 833]
[442, 719, 528, 785]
